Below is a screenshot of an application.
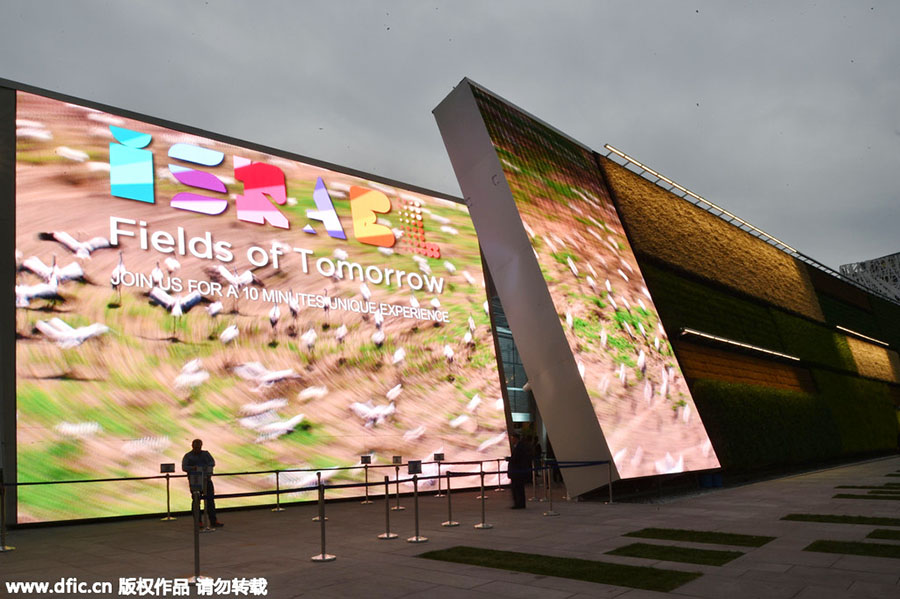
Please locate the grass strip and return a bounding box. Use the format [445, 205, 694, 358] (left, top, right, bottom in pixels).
[867, 490, 900, 495]
[781, 514, 900, 527]
[419, 546, 701, 592]
[624, 527, 774, 547]
[833, 493, 900, 501]
[835, 485, 900, 490]
[804, 540, 900, 559]
[886, 473, 900, 477]
[606, 542, 743, 566]
[867, 529, 900, 541]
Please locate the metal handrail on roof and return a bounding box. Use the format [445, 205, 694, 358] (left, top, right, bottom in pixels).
[601, 144, 900, 307]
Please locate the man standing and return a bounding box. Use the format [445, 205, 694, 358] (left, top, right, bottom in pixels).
[182, 439, 223, 527]
[507, 432, 532, 509]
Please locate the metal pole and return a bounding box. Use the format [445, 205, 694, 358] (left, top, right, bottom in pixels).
[391, 466, 405, 511]
[191, 490, 200, 580]
[311, 472, 327, 521]
[0, 482, 14, 552]
[434, 461, 444, 498]
[607, 461, 613, 504]
[473, 470, 493, 529]
[494, 458, 504, 491]
[442, 471, 458, 527]
[161, 473, 176, 521]
[543, 463, 559, 517]
[406, 475, 427, 543]
[539, 456, 548, 502]
[378, 476, 398, 539]
[361, 464, 372, 505]
[476, 461, 487, 499]
[310, 477, 336, 561]
[199, 472, 214, 533]
[530, 459, 539, 502]
[272, 470, 285, 512]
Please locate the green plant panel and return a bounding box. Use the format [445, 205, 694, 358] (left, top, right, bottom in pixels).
[818, 294, 880, 338]
[782, 514, 900, 526]
[812, 369, 896, 455]
[606, 542, 744, 566]
[770, 309, 855, 371]
[867, 529, 900, 541]
[419, 545, 701, 592]
[804, 540, 900, 559]
[833, 493, 900, 501]
[690, 379, 840, 471]
[870, 296, 900, 349]
[624, 528, 775, 547]
[640, 263, 782, 351]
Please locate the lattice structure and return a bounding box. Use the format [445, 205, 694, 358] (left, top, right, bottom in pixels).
[840, 253, 900, 302]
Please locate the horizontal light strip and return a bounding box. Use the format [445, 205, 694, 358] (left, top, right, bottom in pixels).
[604, 144, 797, 253]
[835, 325, 890, 348]
[680, 327, 801, 361]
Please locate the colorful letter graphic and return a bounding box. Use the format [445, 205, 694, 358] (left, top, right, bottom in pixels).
[349, 186, 395, 247]
[303, 178, 346, 239]
[233, 157, 289, 229]
[399, 197, 440, 258]
[109, 126, 154, 203]
[168, 143, 228, 215]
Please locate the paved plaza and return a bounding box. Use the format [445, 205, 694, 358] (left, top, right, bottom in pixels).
[3, 456, 899, 598]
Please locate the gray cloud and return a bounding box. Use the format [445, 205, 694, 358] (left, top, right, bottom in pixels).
[1, 0, 897, 269]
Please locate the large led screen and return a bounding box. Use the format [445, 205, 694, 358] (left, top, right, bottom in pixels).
[13, 89, 507, 522]
[468, 86, 719, 478]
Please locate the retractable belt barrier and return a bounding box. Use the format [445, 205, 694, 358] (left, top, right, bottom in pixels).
[0, 458, 616, 563]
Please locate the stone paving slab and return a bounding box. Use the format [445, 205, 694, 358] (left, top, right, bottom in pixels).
[1, 455, 898, 598]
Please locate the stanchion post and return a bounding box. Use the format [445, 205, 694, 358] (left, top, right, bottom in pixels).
[160, 463, 176, 522]
[607, 461, 613, 504]
[539, 456, 548, 502]
[391, 464, 405, 511]
[543, 463, 559, 517]
[441, 471, 459, 527]
[378, 476, 398, 539]
[190, 489, 202, 582]
[476, 461, 487, 500]
[272, 470, 285, 512]
[407, 474, 427, 543]
[198, 468, 214, 533]
[360, 456, 373, 505]
[494, 458, 504, 492]
[311, 472, 328, 522]
[310, 476, 336, 562]
[161, 474, 176, 521]
[433, 452, 445, 497]
[530, 458, 539, 502]
[0, 480, 14, 552]
[474, 470, 493, 529]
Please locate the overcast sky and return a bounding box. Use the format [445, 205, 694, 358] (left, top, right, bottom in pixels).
[2, 1, 897, 270]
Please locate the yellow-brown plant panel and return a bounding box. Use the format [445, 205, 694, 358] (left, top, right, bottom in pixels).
[675, 340, 816, 393]
[846, 337, 900, 383]
[600, 157, 825, 322]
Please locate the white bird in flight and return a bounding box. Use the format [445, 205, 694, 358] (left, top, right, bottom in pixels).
[38, 231, 112, 259]
[20, 255, 84, 284]
[35, 318, 108, 348]
[349, 400, 396, 427]
[220, 324, 239, 344]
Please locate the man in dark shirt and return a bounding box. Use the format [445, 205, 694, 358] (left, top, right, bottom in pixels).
[182, 439, 223, 527]
[507, 432, 532, 509]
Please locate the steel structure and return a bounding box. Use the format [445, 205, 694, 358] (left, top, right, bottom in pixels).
[839, 252, 900, 303]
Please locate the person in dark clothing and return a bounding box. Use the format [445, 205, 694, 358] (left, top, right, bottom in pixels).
[182, 439, 223, 527]
[507, 432, 532, 509]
